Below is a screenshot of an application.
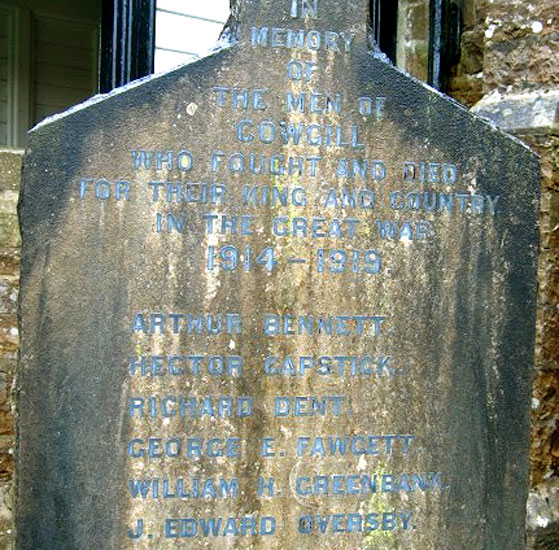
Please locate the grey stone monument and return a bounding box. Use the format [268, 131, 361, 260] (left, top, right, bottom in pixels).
[16, 0, 540, 548]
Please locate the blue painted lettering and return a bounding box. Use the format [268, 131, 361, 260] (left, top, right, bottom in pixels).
[129, 355, 242, 377]
[213, 87, 267, 110]
[336, 158, 386, 180]
[128, 437, 241, 460]
[130, 477, 239, 499]
[78, 178, 131, 201]
[260, 438, 275, 458]
[131, 313, 242, 334]
[257, 477, 276, 496]
[263, 314, 385, 336]
[165, 516, 276, 538]
[242, 185, 306, 207]
[376, 219, 432, 242]
[148, 181, 226, 204]
[211, 150, 321, 177]
[358, 96, 387, 120]
[129, 396, 253, 420]
[298, 512, 414, 534]
[155, 212, 185, 233]
[290, 0, 319, 19]
[296, 434, 416, 457]
[274, 395, 347, 417]
[131, 149, 192, 171]
[389, 191, 499, 215]
[322, 187, 375, 209]
[403, 161, 457, 184]
[296, 473, 449, 496]
[286, 92, 342, 114]
[264, 355, 395, 376]
[235, 120, 363, 149]
[272, 217, 359, 238]
[252, 27, 354, 53]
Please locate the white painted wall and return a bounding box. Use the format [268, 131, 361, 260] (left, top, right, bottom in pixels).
[32, 14, 98, 125]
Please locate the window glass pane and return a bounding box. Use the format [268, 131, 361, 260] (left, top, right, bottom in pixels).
[158, 0, 229, 23]
[0, 8, 10, 146]
[155, 0, 230, 73]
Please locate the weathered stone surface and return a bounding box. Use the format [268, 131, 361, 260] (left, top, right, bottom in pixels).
[536, 247, 559, 369]
[473, 90, 559, 135]
[16, 1, 539, 549]
[0, 150, 23, 257]
[488, 131, 559, 489]
[0, 149, 21, 550]
[0, 150, 23, 193]
[480, 0, 559, 94]
[526, 480, 559, 549]
[0, 480, 12, 550]
[446, 74, 483, 108]
[531, 368, 559, 482]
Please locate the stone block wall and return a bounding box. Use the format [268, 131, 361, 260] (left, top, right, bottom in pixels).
[0, 149, 22, 549]
[525, 133, 559, 548]
[530, 135, 559, 485]
[447, 0, 484, 106]
[479, 0, 559, 94]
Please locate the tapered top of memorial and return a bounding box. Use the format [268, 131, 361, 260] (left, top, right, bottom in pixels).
[229, 0, 370, 50]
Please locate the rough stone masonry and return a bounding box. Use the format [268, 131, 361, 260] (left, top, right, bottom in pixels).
[15, 0, 540, 548]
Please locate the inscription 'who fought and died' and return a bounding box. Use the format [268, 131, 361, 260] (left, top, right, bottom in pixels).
[16, 0, 539, 549]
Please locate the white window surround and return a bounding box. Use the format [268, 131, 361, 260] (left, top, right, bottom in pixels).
[0, 4, 31, 148]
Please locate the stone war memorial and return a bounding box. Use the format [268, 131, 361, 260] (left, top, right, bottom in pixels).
[15, 0, 540, 548]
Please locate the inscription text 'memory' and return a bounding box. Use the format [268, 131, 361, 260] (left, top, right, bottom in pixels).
[251, 27, 355, 54]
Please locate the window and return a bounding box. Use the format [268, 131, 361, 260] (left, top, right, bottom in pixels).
[0, 6, 14, 145]
[155, 0, 229, 73]
[0, 0, 99, 148]
[371, 0, 398, 64]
